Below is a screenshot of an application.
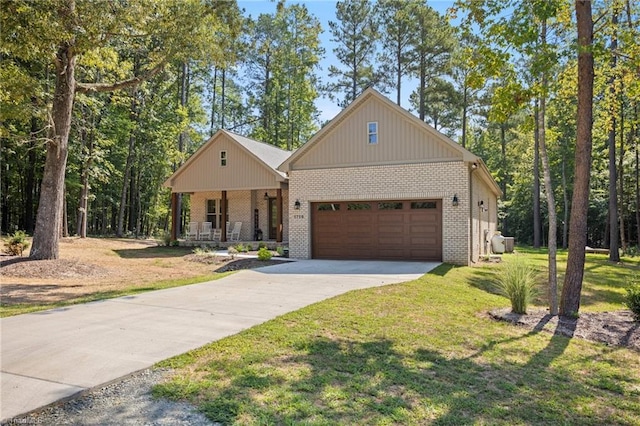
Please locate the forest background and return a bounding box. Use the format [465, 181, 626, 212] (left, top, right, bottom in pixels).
[1, 0, 638, 261]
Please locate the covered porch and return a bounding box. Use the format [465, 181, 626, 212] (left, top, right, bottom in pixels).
[170, 186, 289, 244]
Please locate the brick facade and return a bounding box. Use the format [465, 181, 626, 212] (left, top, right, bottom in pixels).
[189, 190, 289, 242]
[288, 161, 492, 265]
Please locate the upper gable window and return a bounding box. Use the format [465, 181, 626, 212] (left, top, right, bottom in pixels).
[220, 151, 227, 166]
[367, 122, 378, 144]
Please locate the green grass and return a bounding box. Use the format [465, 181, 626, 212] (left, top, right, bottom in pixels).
[154, 250, 640, 425]
[0, 273, 232, 317]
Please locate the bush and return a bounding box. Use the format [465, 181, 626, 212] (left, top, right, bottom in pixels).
[625, 282, 640, 321]
[5, 230, 29, 256]
[276, 246, 284, 256]
[494, 256, 538, 314]
[227, 247, 238, 259]
[257, 247, 272, 261]
[234, 243, 248, 253]
[258, 242, 267, 249]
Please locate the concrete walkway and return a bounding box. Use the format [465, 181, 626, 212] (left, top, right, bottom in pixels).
[0, 260, 439, 421]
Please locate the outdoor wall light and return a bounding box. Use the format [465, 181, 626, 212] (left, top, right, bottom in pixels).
[478, 200, 484, 207]
[294, 199, 301, 210]
[264, 192, 269, 200]
[452, 194, 459, 207]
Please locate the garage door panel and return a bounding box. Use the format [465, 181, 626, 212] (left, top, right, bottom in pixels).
[312, 200, 442, 261]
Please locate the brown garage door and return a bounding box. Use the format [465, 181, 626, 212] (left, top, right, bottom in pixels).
[311, 200, 442, 261]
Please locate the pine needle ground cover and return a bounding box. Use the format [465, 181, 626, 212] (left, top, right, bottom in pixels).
[155, 251, 640, 425]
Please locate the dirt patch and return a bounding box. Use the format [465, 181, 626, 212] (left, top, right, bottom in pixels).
[0, 238, 291, 307]
[490, 308, 639, 352]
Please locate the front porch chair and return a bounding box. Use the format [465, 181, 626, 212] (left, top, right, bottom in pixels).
[212, 228, 222, 241]
[200, 221, 213, 240]
[229, 221, 242, 241]
[187, 221, 198, 240]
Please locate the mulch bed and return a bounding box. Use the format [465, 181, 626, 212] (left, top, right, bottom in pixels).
[1, 256, 111, 279]
[490, 308, 639, 352]
[183, 254, 290, 272]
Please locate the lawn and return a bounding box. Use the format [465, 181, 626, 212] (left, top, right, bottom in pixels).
[154, 250, 640, 425]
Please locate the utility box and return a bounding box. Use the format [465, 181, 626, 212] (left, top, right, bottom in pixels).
[504, 237, 515, 253]
[491, 234, 506, 254]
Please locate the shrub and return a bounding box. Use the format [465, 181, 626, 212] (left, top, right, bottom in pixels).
[276, 246, 284, 256]
[235, 243, 248, 253]
[227, 247, 238, 259]
[257, 247, 272, 261]
[5, 230, 29, 256]
[258, 242, 267, 249]
[157, 231, 172, 247]
[193, 246, 214, 256]
[625, 282, 640, 321]
[494, 256, 538, 314]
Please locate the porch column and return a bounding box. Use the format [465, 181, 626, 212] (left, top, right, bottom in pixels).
[221, 190, 227, 242]
[170, 192, 178, 241]
[276, 188, 283, 243]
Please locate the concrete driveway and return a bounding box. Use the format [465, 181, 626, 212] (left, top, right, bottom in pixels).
[0, 259, 439, 421]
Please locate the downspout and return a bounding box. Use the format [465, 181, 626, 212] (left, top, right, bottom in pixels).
[469, 162, 478, 264]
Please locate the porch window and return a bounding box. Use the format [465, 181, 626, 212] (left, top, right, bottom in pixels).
[220, 151, 227, 166]
[367, 122, 378, 144]
[206, 199, 228, 228]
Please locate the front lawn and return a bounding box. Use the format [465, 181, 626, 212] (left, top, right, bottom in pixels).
[154, 250, 640, 425]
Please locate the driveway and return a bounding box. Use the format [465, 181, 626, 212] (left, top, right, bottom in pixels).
[0, 259, 439, 421]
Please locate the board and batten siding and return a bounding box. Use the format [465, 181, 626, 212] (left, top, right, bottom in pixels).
[167, 133, 281, 193]
[291, 95, 462, 170]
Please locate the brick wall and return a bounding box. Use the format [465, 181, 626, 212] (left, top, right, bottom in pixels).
[189, 190, 289, 242]
[288, 161, 471, 264]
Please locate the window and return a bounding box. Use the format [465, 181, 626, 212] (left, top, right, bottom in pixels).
[367, 122, 378, 144]
[347, 203, 371, 210]
[317, 203, 340, 211]
[220, 151, 227, 166]
[206, 199, 228, 228]
[411, 201, 437, 209]
[378, 202, 403, 210]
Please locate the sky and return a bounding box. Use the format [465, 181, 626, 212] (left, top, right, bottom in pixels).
[237, 0, 457, 123]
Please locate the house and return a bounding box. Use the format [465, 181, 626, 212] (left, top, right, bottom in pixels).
[164, 130, 292, 243]
[165, 88, 501, 265]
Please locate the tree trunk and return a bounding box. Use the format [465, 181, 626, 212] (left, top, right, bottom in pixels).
[117, 92, 138, 237]
[619, 90, 627, 253]
[562, 147, 569, 249]
[561, 0, 594, 316]
[538, 25, 558, 314]
[608, 10, 620, 262]
[30, 42, 75, 260]
[76, 132, 93, 238]
[25, 113, 38, 233]
[461, 87, 468, 148]
[533, 99, 542, 248]
[210, 66, 217, 136]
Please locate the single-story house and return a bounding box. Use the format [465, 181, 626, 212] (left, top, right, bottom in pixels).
[165, 88, 501, 265]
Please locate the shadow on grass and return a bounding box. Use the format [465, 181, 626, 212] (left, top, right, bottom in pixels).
[114, 246, 193, 259]
[465, 267, 502, 296]
[428, 263, 456, 276]
[161, 324, 620, 425]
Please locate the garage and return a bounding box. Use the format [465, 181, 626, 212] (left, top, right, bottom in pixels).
[311, 200, 442, 261]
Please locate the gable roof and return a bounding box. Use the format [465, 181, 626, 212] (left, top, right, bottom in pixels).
[279, 87, 479, 172]
[164, 130, 292, 190]
[278, 88, 501, 196]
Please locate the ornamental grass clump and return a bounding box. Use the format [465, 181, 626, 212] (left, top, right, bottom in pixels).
[495, 256, 538, 314]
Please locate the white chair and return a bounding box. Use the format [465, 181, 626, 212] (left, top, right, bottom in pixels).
[187, 222, 198, 240]
[229, 221, 242, 242]
[200, 222, 213, 240]
[212, 228, 222, 241]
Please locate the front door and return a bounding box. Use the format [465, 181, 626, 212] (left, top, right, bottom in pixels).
[268, 198, 278, 240]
